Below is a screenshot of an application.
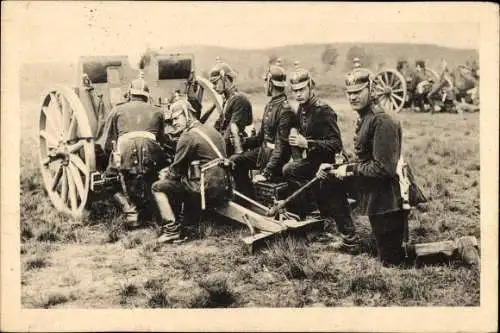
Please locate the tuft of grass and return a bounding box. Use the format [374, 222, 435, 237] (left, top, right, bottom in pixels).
[198, 273, 236, 308]
[123, 235, 143, 249]
[42, 293, 69, 308]
[147, 291, 171, 308]
[25, 256, 49, 270]
[144, 278, 165, 291]
[36, 223, 61, 242]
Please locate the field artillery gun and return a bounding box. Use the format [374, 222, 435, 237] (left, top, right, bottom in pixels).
[38, 53, 223, 218]
[38, 53, 324, 251]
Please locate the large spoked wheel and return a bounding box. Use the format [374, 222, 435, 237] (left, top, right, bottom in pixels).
[196, 76, 223, 127]
[373, 69, 408, 113]
[39, 85, 96, 218]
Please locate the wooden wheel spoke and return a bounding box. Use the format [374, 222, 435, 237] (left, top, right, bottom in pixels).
[67, 140, 84, 153]
[62, 98, 72, 137]
[392, 88, 404, 93]
[40, 130, 59, 147]
[61, 167, 68, 204]
[390, 95, 399, 110]
[392, 94, 404, 103]
[67, 168, 78, 211]
[66, 116, 77, 141]
[70, 154, 89, 175]
[51, 165, 64, 192]
[42, 106, 59, 135]
[48, 94, 63, 129]
[68, 163, 86, 200]
[383, 72, 389, 85]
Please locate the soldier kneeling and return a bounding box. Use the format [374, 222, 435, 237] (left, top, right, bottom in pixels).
[96, 78, 167, 226]
[152, 100, 233, 244]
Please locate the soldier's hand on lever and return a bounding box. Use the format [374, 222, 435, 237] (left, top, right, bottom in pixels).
[288, 132, 308, 149]
[332, 164, 348, 180]
[316, 163, 334, 180]
[252, 173, 267, 184]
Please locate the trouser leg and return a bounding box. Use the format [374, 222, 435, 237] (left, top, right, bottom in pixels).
[315, 178, 356, 237]
[369, 211, 405, 266]
[282, 160, 318, 218]
[230, 149, 259, 198]
[151, 179, 188, 239]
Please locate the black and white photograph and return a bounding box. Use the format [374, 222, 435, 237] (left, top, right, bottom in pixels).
[1, 2, 498, 332]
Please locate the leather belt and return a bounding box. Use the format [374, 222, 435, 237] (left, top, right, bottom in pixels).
[117, 131, 156, 150]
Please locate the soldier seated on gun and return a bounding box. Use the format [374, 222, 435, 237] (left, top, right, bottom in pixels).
[283, 68, 359, 251]
[229, 64, 297, 198]
[151, 100, 232, 244]
[209, 61, 253, 155]
[96, 77, 167, 226]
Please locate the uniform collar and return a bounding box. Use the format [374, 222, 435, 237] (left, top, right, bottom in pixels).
[269, 93, 287, 105]
[224, 86, 238, 99]
[357, 102, 383, 118]
[301, 93, 319, 110]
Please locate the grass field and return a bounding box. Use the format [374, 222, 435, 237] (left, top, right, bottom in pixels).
[20, 85, 480, 308]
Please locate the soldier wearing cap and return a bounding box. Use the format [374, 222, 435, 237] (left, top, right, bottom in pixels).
[151, 100, 232, 244]
[209, 62, 253, 154]
[316, 68, 405, 266]
[97, 77, 167, 225]
[229, 65, 298, 197]
[283, 68, 358, 249]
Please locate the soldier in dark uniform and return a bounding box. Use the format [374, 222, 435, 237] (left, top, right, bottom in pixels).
[209, 62, 253, 155]
[96, 78, 167, 225]
[230, 65, 297, 197]
[151, 100, 232, 244]
[316, 68, 405, 266]
[283, 68, 358, 249]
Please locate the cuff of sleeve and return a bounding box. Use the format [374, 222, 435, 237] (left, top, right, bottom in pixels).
[306, 139, 316, 151]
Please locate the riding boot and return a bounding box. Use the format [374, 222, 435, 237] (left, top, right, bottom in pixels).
[152, 192, 183, 243]
[113, 192, 138, 225]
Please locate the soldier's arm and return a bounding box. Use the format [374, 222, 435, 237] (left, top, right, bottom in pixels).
[167, 133, 194, 180]
[351, 116, 401, 178]
[263, 107, 296, 177]
[306, 107, 343, 157]
[243, 118, 263, 150]
[227, 95, 253, 132]
[96, 107, 119, 156]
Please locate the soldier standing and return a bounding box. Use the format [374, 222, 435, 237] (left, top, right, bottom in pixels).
[230, 65, 298, 197]
[151, 100, 232, 244]
[283, 68, 358, 251]
[209, 62, 253, 155]
[97, 78, 167, 225]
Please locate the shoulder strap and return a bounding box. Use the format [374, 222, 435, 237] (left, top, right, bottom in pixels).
[191, 127, 223, 158]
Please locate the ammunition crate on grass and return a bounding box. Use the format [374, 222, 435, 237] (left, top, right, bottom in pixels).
[253, 181, 289, 207]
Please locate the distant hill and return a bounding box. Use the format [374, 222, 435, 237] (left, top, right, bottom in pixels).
[20, 43, 478, 101]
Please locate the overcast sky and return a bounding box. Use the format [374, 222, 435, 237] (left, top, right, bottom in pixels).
[4, 2, 484, 64]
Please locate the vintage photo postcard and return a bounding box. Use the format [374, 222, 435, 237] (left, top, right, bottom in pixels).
[1, 1, 498, 332]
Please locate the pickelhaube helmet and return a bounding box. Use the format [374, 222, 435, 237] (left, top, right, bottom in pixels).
[265, 65, 287, 87]
[128, 77, 150, 98]
[289, 68, 313, 90]
[345, 68, 372, 93]
[209, 62, 237, 83]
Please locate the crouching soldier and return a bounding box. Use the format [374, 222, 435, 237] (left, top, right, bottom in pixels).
[96, 78, 167, 225]
[283, 68, 358, 251]
[230, 64, 297, 197]
[151, 100, 232, 244]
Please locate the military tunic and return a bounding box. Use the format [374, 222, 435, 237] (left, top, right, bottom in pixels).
[215, 87, 253, 153]
[96, 98, 167, 208]
[230, 93, 297, 196]
[152, 122, 231, 217]
[348, 104, 403, 216]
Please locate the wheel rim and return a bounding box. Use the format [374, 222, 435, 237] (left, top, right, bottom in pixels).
[196, 76, 223, 126]
[373, 69, 408, 113]
[39, 85, 96, 217]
